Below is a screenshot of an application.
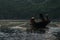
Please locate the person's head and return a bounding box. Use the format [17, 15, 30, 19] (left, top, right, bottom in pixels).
[31, 17, 35, 19]
[39, 14, 44, 19]
[40, 14, 43, 17]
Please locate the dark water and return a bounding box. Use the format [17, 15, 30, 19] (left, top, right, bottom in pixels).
[0, 27, 57, 40]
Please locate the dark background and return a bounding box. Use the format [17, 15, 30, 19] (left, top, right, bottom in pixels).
[0, 0, 60, 19]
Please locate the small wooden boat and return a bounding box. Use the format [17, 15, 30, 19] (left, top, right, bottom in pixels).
[29, 14, 50, 33]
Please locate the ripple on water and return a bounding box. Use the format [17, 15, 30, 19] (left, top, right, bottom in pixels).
[0, 28, 56, 40]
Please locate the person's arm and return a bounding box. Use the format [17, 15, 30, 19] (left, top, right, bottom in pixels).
[45, 14, 50, 23]
[45, 14, 49, 20]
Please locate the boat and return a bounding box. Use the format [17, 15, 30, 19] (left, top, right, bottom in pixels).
[29, 14, 51, 33]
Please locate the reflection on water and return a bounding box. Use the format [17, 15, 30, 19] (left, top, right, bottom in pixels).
[0, 27, 57, 40]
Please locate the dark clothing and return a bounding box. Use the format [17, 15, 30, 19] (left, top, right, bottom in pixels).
[30, 14, 50, 31]
[35, 20, 50, 29]
[30, 19, 50, 31]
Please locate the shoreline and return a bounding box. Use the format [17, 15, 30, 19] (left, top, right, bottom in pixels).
[0, 20, 29, 22]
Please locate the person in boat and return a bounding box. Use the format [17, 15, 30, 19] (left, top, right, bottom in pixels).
[36, 14, 50, 29]
[30, 14, 50, 31]
[30, 17, 36, 30]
